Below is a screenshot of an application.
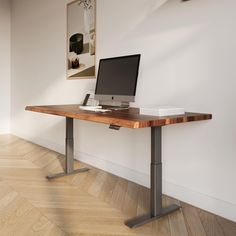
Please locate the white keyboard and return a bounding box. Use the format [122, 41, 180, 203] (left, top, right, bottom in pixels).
[80, 106, 111, 112]
[80, 105, 101, 110]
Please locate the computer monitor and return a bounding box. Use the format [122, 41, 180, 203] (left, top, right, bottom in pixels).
[95, 54, 141, 107]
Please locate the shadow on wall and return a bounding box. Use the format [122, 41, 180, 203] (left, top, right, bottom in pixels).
[11, 0, 95, 123]
[125, 0, 223, 67]
[128, 0, 220, 38]
[125, 0, 227, 106]
[27, 115, 65, 154]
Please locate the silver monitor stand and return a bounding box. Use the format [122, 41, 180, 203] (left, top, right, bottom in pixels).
[99, 100, 130, 110]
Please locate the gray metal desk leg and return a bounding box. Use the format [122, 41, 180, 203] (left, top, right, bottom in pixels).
[47, 117, 89, 180]
[125, 126, 181, 228]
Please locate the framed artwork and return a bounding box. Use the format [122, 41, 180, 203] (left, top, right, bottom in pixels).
[67, 0, 96, 79]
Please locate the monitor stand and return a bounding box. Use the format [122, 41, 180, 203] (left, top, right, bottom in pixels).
[99, 101, 130, 110]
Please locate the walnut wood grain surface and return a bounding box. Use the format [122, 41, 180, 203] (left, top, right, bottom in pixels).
[25, 104, 212, 129]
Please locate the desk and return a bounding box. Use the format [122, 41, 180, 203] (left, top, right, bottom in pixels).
[25, 104, 212, 228]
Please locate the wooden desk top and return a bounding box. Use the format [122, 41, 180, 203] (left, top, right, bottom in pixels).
[25, 104, 212, 129]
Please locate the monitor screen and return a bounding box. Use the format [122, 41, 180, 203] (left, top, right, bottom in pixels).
[95, 54, 140, 101]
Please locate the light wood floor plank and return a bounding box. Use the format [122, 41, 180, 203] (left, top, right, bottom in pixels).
[122, 182, 139, 217]
[216, 216, 236, 236]
[181, 202, 206, 236]
[198, 209, 226, 236]
[0, 138, 36, 156]
[134, 186, 153, 235]
[151, 196, 171, 236]
[0, 134, 20, 146]
[88, 171, 108, 198]
[33, 151, 61, 169]
[98, 172, 118, 203]
[111, 178, 128, 210]
[0, 181, 65, 236]
[166, 197, 188, 236]
[24, 145, 50, 162]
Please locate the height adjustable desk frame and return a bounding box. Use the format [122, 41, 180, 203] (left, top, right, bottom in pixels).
[46, 117, 89, 180]
[125, 126, 180, 228]
[25, 105, 212, 228]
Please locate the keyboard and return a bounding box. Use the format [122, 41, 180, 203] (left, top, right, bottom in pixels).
[79, 106, 111, 112]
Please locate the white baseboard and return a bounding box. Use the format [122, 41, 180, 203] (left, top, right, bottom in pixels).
[75, 149, 236, 222]
[164, 181, 236, 222]
[0, 127, 10, 134]
[12, 131, 236, 223]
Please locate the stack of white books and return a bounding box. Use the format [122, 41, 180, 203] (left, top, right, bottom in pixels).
[140, 106, 185, 116]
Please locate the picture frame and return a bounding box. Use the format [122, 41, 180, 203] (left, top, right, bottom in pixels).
[67, 0, 96, 80]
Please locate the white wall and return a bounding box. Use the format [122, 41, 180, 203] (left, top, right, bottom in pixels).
[11, 0, 236, 222]
[0, 0, 11, 133]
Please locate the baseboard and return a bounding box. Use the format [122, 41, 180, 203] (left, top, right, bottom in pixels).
[75, 149, 236, 223]
[164, 181, 236, 222]
[0, 127, 10, 134]
[12, 131, 236, 223]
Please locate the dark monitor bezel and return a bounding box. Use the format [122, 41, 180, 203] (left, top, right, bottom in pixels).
[94, 54, 141, 102]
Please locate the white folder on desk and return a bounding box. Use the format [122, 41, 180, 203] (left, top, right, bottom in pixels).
[140, 106, 185, 116]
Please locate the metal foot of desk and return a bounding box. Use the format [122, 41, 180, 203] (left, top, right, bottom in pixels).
[125, 204, 181, 228]
[125, 127, 181, 228]
[47, 167, 89, 180]
[47, 117, 89, 180]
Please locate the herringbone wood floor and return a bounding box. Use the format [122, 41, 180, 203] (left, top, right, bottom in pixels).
[0, 135, 235, 236]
